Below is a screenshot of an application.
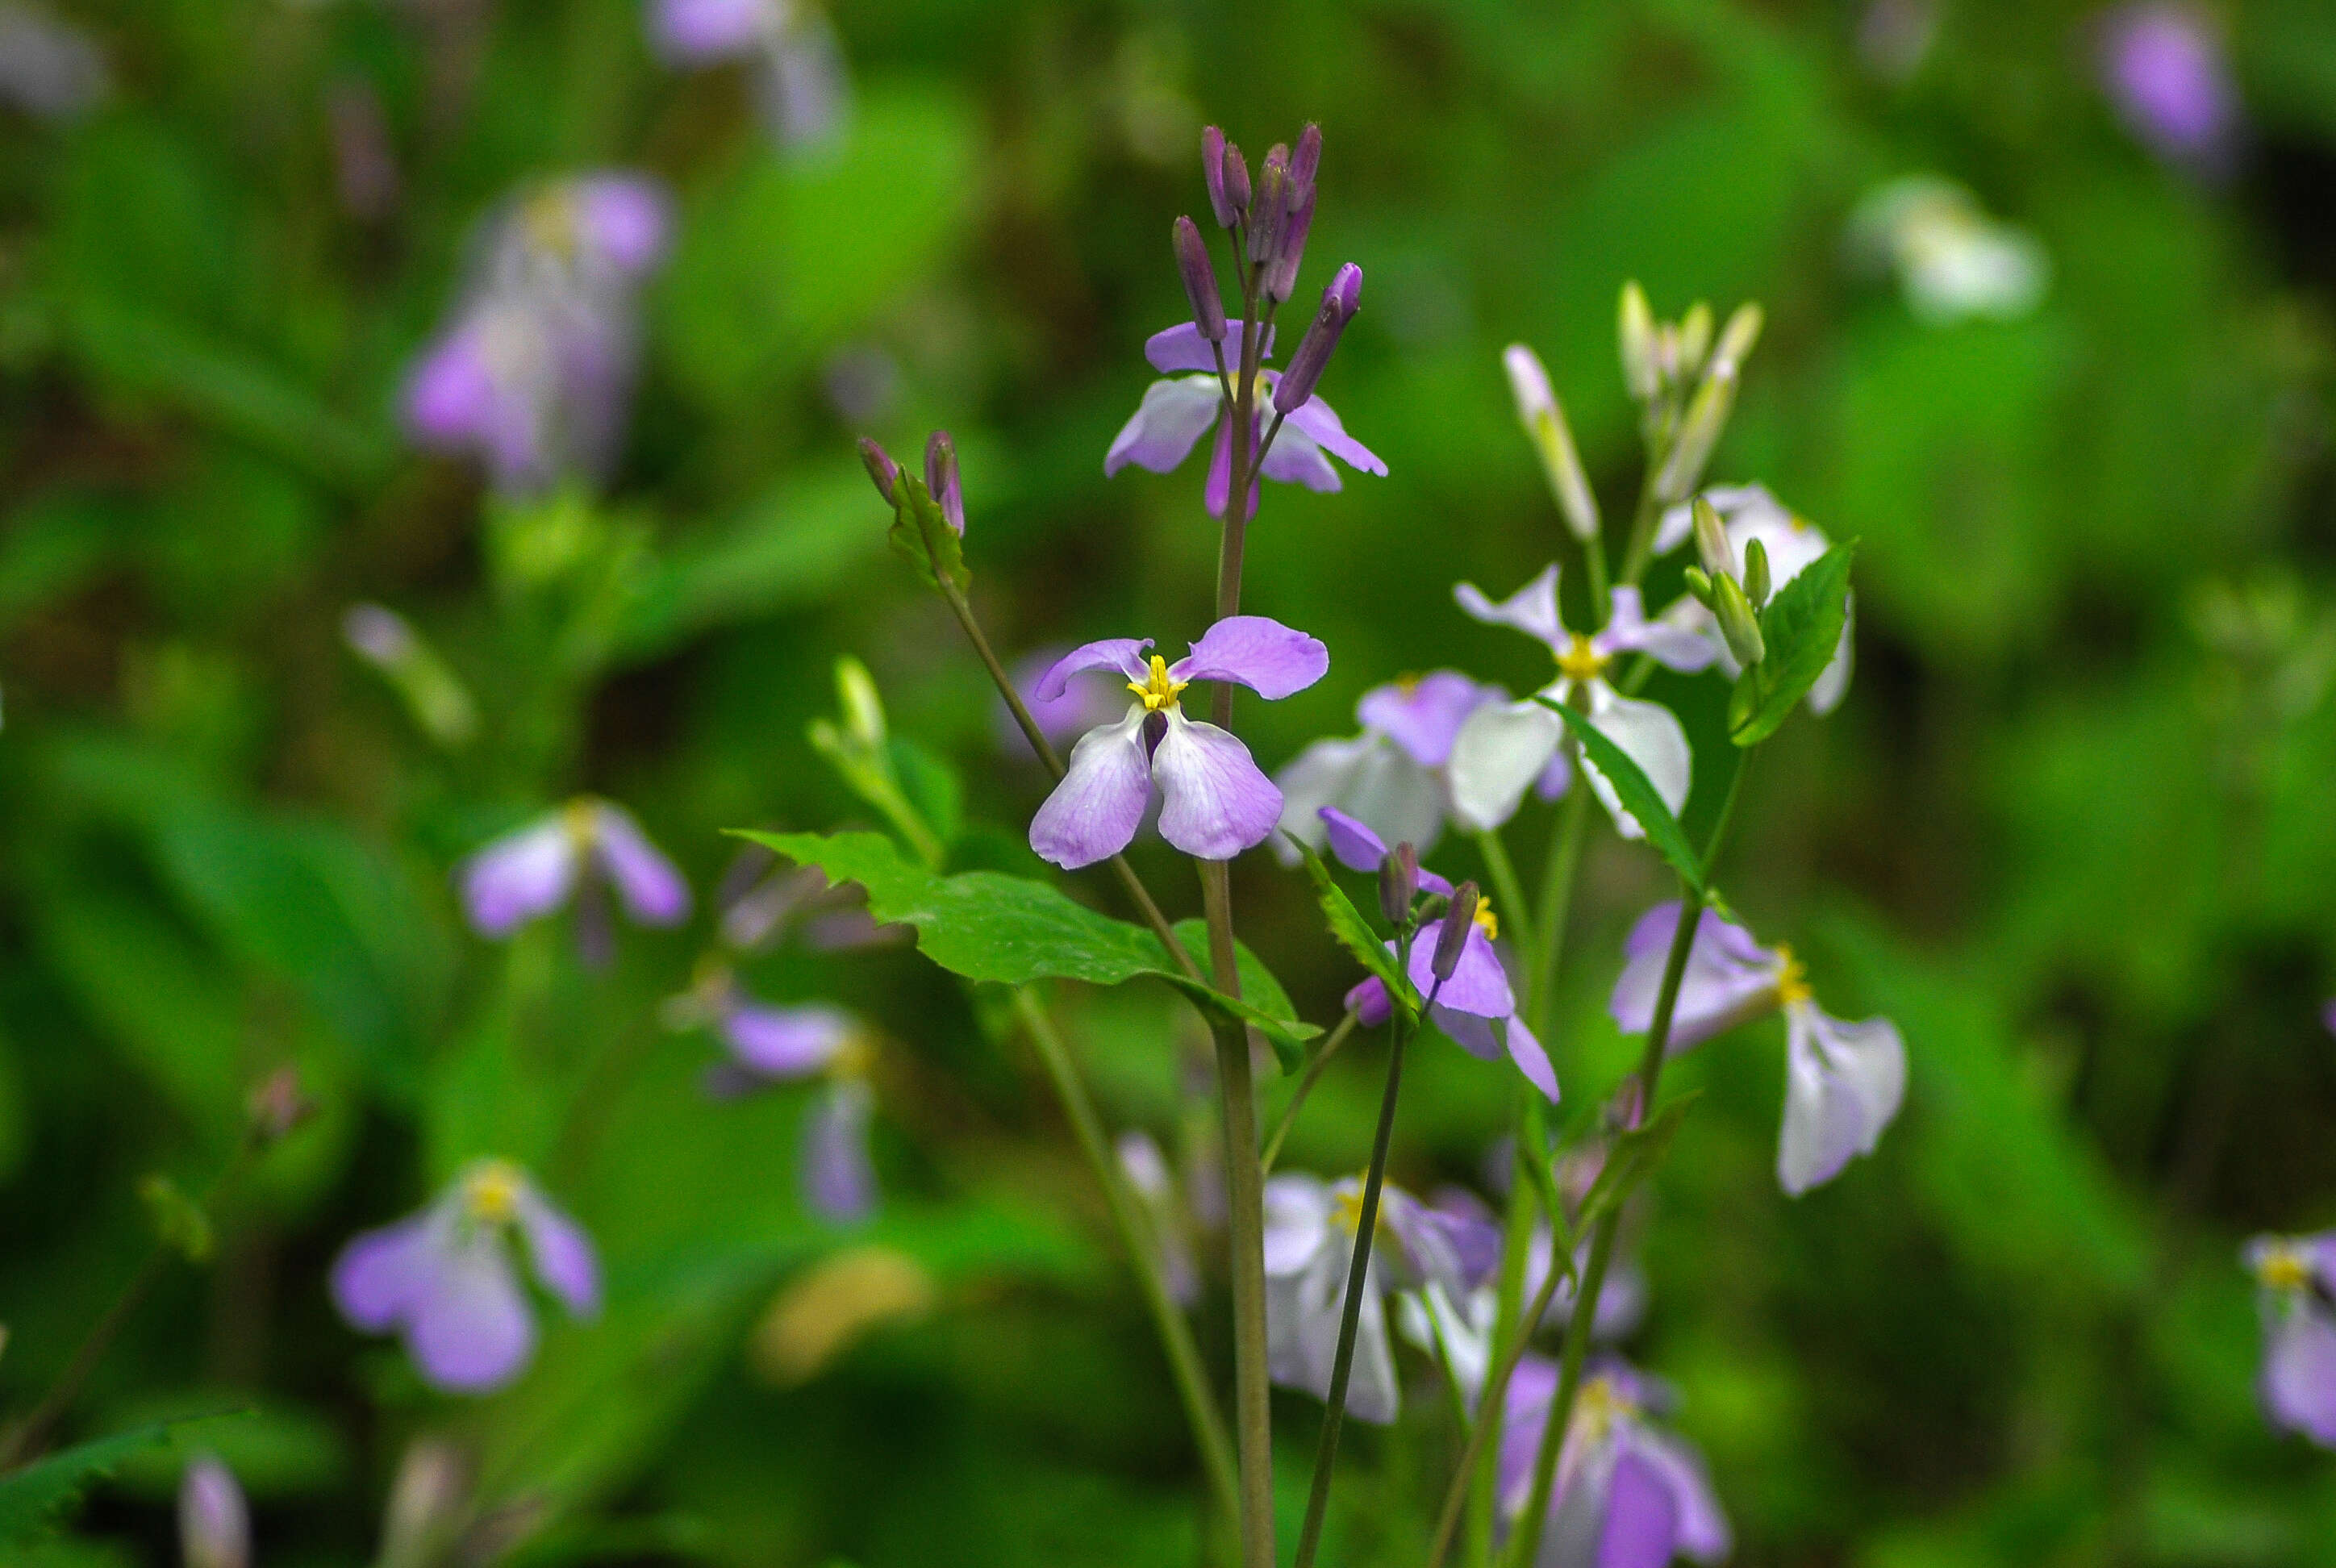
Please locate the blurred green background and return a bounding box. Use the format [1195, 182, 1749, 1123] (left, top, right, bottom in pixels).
[3, 0, 2336, 1563]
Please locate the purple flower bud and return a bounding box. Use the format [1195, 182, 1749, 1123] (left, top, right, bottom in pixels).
[180, 1455, 248, 1568]
[858, 436, 899, 503]
[1289, 123, 1322, 206]
[923, 430, 963, 534]
[1246, 144, 1291, 269]
[1379, 841, 1420, 927]
[1221, 140, 1251, 220]
[1432, 881, 1480, 985]
[1263, 185, 1315, 304]
[1202, 126, 1237, 227]
[1272, 264, 1362, 416]
[1173, 216, 1226, 343]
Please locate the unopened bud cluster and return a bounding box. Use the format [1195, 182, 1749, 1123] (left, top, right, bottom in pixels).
[1619, 282, 1763, 506]
[1680, 497, 1767, 667]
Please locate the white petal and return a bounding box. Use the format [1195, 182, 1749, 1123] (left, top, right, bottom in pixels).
[1777, 1003, 1906, 1195]
[1580, 686, 1692, 840]
[1447, 699, 1565, 832]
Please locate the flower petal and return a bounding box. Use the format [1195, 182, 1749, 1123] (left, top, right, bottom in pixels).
[721, 1002, 853, 1079]
[1358, 671, 1500, 769]
[1596, 1445, 1683, 1568]
[1262, 1174, 1331, 1275]
[1030, 707, 1153, 869]
[1283, 394, 1387, 476]
[1609, 903, 1783, 1051]
[1035, 640, 1153, 702]
[1318, 806, 1388, 873]
[1454, 564, 1566, 655]
[406, 1234, 536, 1394]
[1778, 1004, 1907, 1195]
[590, 803, 690, 926]
[460, 817, 576, 936]
[1447, 698, 1566, 832]
[1630, 1430, 1733, 1562]
[2263, 1296, 2336, 1445]
[1274, 736, 1451, 865]
[1172, 615, 1329, 699]
[1258, 419, 1342, 492]
[1579, 687, 1691, 840]
[1152, 711, 1283, 861]
[572, 176, 670, 277]
[1347, 976, 1391, 1028]
[649, 0, 770, 61]
[1104, 377, 1221, 476]
[1405, 928, 1513, 1019]
[803, 1078, 878, 1224]
[1599, 586, 1721, 673]
[515, 1191, 602, 1319]
[1145, 318, 1272, 373]
[332, 1214, 443, 1332]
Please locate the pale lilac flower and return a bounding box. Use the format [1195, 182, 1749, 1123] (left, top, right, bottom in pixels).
[1446, 569, 1719, 836]
[179, 1454, 249, 1568]
[331, 1160, 600, 1394]
[1401, 1213, 1640, 1412]
[1500, 1357, 1731, 1568]
[1105, 319, 1386, 516]
[1612, 903, 1905, 1195]
[1027, 616, 1329, 868]
[1846, 176, 2048, 325]
[458, 798, 690, 940]
[403, 175, 670, 493]
[1120, 1130, 1199, 1306]
[2099, 6, 2238, 173]
[2245, 1232, 2336, 1446]
[999, 645, 1133, 757]
[1274, 670, 1507, 863]
[649, 0, 849, 149]
[718, 854, 901, 953]
[1264, 1172, 1486, 1423]
[1654, 485, 1854, 714]
[1326, 809, 1559, 1101]
[0, 5, 106, 120]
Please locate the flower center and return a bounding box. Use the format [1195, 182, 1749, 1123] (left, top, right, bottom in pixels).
[1575, 1374, 1637, 1441]
[521, 189, 582, 261]
[1128, 654, 1189, 714]
[2259, 1243, 2314, 1294]
[1473, 899, 1499, 943]
[829, 1035, 875, 1082]
[1329, 1182, 1387, 1241]
[1555, 633, 1608, 684]
[464, 1160, 525, 1226]
[1773, 944, 1813, 1007]
[561, 796, 600, 850]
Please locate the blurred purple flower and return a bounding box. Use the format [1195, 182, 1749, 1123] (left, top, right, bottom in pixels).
[1119, 1130, 1199, 1306]
[999, 645, 1131, 759]
[1500, 1357, 1732, 1568]
[2246, 1232, 2336, 1446]
[1264, 1172, 1487, 1423]
[1026, 616, 1328, 868]
[1612, 903, 1905, 1195]
[331, 1160, 599, 1395]
[1274, 670, 1507, 863]
[648, 0, 850, 151]
[1329, 808, 1560, 1101]
[1447, 569, 1718, 836]
[0, 5, 106, 120]
[1106, 320, 1385, 517]
[179, 1454, 249, 1568]
[1656, 486, 1854, 714]
[403, 174, 670, 493]
[2099, 5, 2238, 173]
[459, 798, 690, 943]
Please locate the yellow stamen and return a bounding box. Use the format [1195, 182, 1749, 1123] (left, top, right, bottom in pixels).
[1474, 900, 1500, 943]
[522, 190, 581, 261]
[2259, 1244, 2314, 1294]
[561, 796, 600, 849]
[1575, 1374, 1637, 1440]
[464, 1160, 526, 1226]
[1555, 633, 1608, 685]
[1329, 1182, 1389, 1241]
[1773, 944, 1813, 1008]
[1127, 654, 1189, 714]
[829, 1035, 876, 1082]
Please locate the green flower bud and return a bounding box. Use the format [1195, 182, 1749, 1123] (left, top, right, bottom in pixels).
[1690, 496, 1734, 581]
[1713, 573, 1767, 667]
[1683, 566, 1715, 607]
[1742, 536, 1771, 608]
[1676, 301, 1713, 382]
[1618, 281, 1658, 403]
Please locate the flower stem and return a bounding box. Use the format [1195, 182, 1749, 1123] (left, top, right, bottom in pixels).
[1523, 784, 1595, 1043]
[1009, 986, 1240, 1535]
[1262, 1009, 1361, 1175]
[1471, 828, 1534, 967]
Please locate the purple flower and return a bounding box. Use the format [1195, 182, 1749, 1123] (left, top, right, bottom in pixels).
[459, 798, 691, 940]
[1325, 809, 1560, 1101]
[1120, 1130, 1199, 1306]
[1655, 486, 1853, 714]
[1105, 321, 1386, 516]
[999, 644, 1135, 757]
[1611, 903, 1905, 1195]
[2245, 1233, 2336, 1446]
[648, 0, 849, 149]
[403, 175, 670, 493]
[1026, 615, 1329, 868]
[1263, 1172, 1482, 1423]
[2099, 6, 2238, 172]
[1500, 1357, 1731, 1568]
[179, 1454, 249, 1568]
[1274, 670, 1507, 863]
[331, 1160, 600, 1395]
[1447, 569, 1718, 836]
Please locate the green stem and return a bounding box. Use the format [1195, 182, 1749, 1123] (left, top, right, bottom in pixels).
[1524, 784, 1595, 1041]
[1471, 829, 1534, 967]
[1584, 526, 1611, 615]
[1262, 1010, 1361, 1175]
[1010, 987, 1239, 1533]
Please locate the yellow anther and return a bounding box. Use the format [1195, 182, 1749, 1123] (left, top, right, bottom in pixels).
[1575, 1374, 1637, 1440]
[1474, 901, 1500, 942]
[1127, 654, 1189, 714]
[1773, 944, 1813, 1008]
[561, 796, 601, 849]
[1555, 633, 1608, 684]
[2259, 1244, 2314, 1295]
[464, 1160, 525, 1226]
[522, 190, 581, 260]
[1329, 1182, 1388, 1240]
[830, 1035, 876, 1082]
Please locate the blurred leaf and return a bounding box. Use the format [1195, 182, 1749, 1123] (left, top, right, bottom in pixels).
[1537, 700, 1706, 892]
[1573, 1092, 1698, 1238]
[0, 1415, 233, 1546]
[99, 1396, 346, 1499]
[1732, 540, 1854, 746]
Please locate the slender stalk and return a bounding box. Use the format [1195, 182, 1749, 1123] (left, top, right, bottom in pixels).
[1262, 1009, 1360, 1174]
[1010, 987, 1239, 1531]
[1470, 828, 1534, 966]
[1583, 527, 1611, 615]
[1523, 785, 1594, 1041]
[1465, 1126, 1537, 1568]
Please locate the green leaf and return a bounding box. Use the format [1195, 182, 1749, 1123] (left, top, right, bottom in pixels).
[886, 472, 970, 595]
[0, 1415, 236, 1545]
[732, 832, 1318, 1062]
[1571, 1091, 1700, 1238]
[1536, 700, 1707, 893]
[1287, 836, 1417, 1025]
[1730, 540, 1856, 747]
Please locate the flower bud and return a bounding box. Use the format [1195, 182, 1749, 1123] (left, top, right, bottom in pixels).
[1246, 144, 1290, 268]
[1378, 841, 1420, 927]
[1202, 126, 1237, 227]
[1173, 216, 1226, 341]
[180, 1455, 249, 1568]
[1262, 184, 1314, 303]
[1708, 301, 1763, 381]
[1742, 535, 1771, 608]
[1712, 573, 1767, 667]
[836, 656, 887, 753]
[378, 1440, 469, 1568]
[858, 436, 899, 503]
[1503, 344, 1600, 543]
[248, 1065, 315, 1145]
[1676, 301, 1713, 382]
[1273, 265, 1362, 415]
[1690, 496, 1734, 581]
[1288, 123, 1322, 206]
[1221, 139, 1251, 220]
[1654, 369, 1737, 504]
[1431, 881, 1480, 985]
[1683, 566, 1715, 607]
[923, 430, 963, 535]
[1619, 281, 1658, 402]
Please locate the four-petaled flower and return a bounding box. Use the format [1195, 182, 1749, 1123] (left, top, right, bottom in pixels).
[1655, 485, 1853, 713]
[460, 797, 692, 940]
[1106, 321, 1386, 517]
[1446, 569, 1718, 836]
[1274, 669, 1506, 863]
[1323, 807, 1560, 1100]
[1027, 615, 1329, 868]
[1611, 903, 1906, 1195]
[2245, 1232, 2336, 1447]
[331, 1159, 600, 1394]
[1500, 1357, 1732, 1568]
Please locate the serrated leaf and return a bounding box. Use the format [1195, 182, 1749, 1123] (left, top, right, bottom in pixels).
[1572, 1092, 1700, 1239]
[1731, 540, 1855, 747]
[1288, 836, 1417, 1025]
[731, 832, 1318, 1060]
[1537, 700, 1707, 894]
[886, 473, 970, 595]
[0, 1415, 238, 1545]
